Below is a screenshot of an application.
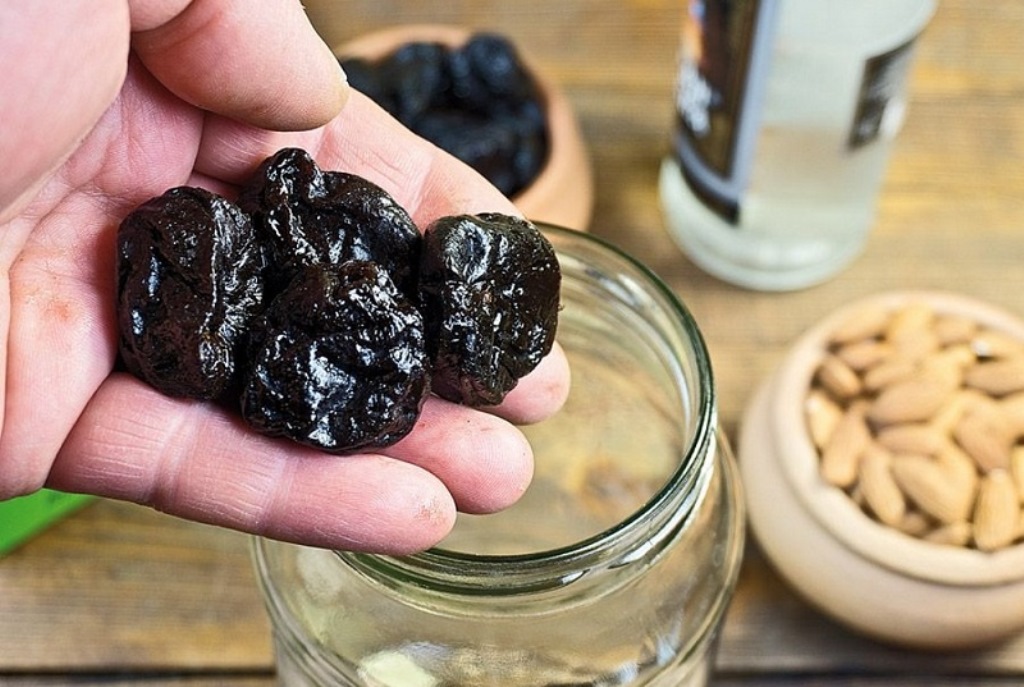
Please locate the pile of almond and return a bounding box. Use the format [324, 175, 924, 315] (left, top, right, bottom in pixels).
[806, 301, 1024, 552]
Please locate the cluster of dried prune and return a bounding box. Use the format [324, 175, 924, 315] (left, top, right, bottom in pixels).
[341, 32, 549, 198]
[116, 147, 560, 454]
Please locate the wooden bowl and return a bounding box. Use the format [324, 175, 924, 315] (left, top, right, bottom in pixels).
[739, 290, 1024, 649]
[336, 24, 594, 231]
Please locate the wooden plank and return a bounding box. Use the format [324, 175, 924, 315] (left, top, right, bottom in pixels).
[0, 500, 273, 672]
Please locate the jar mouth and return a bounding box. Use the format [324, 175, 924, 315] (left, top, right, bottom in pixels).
[342, 224, 718, 594]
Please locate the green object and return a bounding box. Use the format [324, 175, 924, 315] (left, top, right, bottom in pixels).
[0, 489, 94, 556]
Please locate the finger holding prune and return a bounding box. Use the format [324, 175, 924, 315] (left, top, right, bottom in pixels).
[241, 262, 430, 453]
[239, 147, 421, 298]
[418, 213, 560, 406]
[116, 186, 264, 400]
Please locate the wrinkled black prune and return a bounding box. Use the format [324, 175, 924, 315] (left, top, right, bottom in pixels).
[340, 33, 549, 197]
[239, 147, 421, 298]
[448, 33, 538, 112]
[418, 213, 560, 406]
[241, 261, 430, 453]
[116, 186, 264, 400]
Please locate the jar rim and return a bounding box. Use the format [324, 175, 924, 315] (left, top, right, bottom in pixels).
[342, 224, 719, 594]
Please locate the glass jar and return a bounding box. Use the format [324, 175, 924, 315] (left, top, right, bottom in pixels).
[251, 224, 745, 686]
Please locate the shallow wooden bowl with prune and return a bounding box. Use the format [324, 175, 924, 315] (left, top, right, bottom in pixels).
[336, 24, 594, 231]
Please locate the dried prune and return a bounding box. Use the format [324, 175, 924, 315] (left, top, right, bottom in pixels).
[240, 147, 421, 298]
[340, 32, 549, 197]
[418, 213, 560, 406]
[116, 186, 264, 400]
[241, 262, 430, 453]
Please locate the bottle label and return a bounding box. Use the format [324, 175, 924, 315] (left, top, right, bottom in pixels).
[671, 0, 780, 224]
[848, 38, 919, 149]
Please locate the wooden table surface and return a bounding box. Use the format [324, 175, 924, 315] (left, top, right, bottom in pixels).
[3, 1, 1024, 685]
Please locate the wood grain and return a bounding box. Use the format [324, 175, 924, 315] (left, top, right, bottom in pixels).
[2, 0, 1023, 683]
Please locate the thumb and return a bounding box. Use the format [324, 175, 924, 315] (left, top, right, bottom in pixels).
[129, 0, 348, 131]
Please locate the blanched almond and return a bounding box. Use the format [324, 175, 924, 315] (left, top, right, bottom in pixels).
[858, 444, 906, 527]
[862, 357, 918, 393]
[868, 377, 951, 426]
[924, 521, 972, 547]
[836, 339, 893, 372]
[876, 423, 947, 456]
[895, 509, 933, 537]
[965, 357, 1024, 397]
[1000, 392, 1024, 436]
[891, 327, 940, 363]
[805, 388, 843, 450]
[972, 470, 1020, 551]
[892, 454, 970, 524]
[820, 405, 870, 488]
[891, 453, 973, 525]
[953, 407, 1013, 472]
[929, 388, 991, 435]
[919, 346, 972, 390]
[816, 355, 862, 401]
[830, 305, 890, 345]
[936, 443, 980, 499]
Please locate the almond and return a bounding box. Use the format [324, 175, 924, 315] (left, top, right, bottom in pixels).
[805, 388, 843, 451]
[891, 453, 973, 525]
[829, 305, 890, 345]
[820, 405, 871, 488]
[858, 444, 906, 527]
[862, 357, 918, 393]
[876, 423, 947, 456]
[919, 345, 972, 390]
[1000, 392, 1024, 436]
[815, 355, 862, 401]
[935, 443, 980, 500]
[891, 326, 940, 362]
[924, 521, 972, 547]
[972, 470, 1020, 551]
[929, 388, 991, 435]
[835, 339, 893, 372]
[868, 377, 951, 427]
[953, 407, 1013, 472]
[895, 509, 933, 537]
[965, 357, 1024, 397]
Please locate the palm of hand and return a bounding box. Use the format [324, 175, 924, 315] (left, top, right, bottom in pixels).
[0, 59, 568, 554]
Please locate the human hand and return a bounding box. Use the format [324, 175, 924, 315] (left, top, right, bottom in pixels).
[0, 0, 569, 554]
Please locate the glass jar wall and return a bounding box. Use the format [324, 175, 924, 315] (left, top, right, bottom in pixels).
[252, 225, 745, 686]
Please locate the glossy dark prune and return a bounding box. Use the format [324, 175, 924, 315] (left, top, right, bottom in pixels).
[418, 213, 560, 406]
[239, 148, 421, 298]
[116, 186, 264, 400]
[447, 33, 538, 113]
[340, 33, 549, 198]
[241, 262, 430, 453]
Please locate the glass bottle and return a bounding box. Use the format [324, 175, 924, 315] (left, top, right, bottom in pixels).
[660, 0, 936, 291]
[252, 224, 745, 686]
